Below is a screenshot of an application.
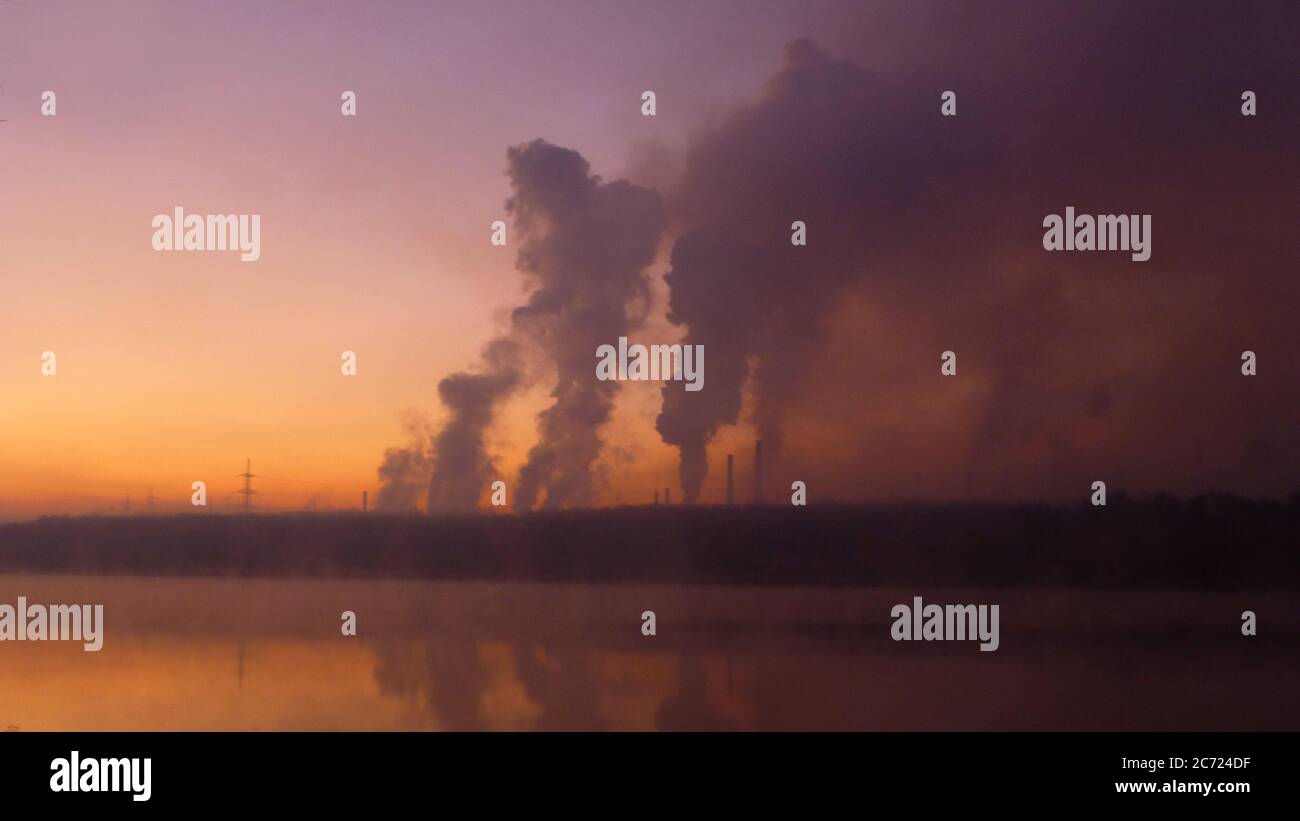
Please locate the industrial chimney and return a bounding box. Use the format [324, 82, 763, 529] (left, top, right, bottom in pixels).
[726, 454, 735, 505]
[754, 439, 764, 504]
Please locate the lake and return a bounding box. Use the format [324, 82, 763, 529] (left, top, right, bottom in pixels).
[1, 575, 1296, 730]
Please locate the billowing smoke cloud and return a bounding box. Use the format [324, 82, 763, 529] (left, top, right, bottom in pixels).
[422, 140, 664, 512]
[509, 141, 665, 509]
[395, 3, 1298, 510]
[659, 9, 1298, 503]
[656, 39, 985, 500]
[426, 339, 521, 512]
[376, 411, 434, 512]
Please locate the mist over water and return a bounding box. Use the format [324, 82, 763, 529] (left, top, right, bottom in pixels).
[2, 574, 1296, 731]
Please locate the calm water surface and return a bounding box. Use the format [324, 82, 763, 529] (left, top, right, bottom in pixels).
[1, 575, 1296, 730]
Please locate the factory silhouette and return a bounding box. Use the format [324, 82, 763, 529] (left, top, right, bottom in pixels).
[78, 436, 770, 519]
[658, 440, 765, 508]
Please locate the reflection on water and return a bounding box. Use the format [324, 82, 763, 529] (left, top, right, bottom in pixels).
[0, 575, 1296, 730]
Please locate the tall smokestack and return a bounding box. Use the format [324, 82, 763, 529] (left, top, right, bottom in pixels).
[654, 490, 659, 505]
[754, 439, 764, 505]
[665, 487, 671, 506]
[726, 454, 734, 505]
[362, 490, 368, 513]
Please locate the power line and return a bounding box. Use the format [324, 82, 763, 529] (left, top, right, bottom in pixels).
[257, 474, 334, 487]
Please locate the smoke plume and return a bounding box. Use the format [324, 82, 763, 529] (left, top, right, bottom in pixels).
[425, 338, 522, 512]
[376, 411, 433, 512]
[391, 5, 1298, 510]
[423, 140, 664, 512]
[508, 141, 665, 509]
[659, 13, 1298, 502]
[656, 39, 983, 500]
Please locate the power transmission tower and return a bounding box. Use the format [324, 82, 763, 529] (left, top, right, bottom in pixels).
[236, 458, 259, 510]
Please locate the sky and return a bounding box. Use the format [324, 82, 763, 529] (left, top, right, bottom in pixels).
[0, 1, 1296, 518]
